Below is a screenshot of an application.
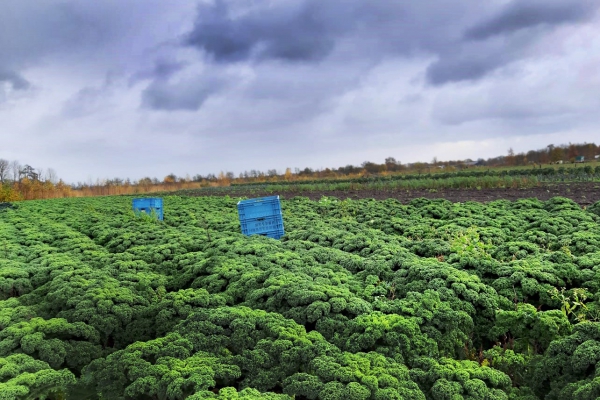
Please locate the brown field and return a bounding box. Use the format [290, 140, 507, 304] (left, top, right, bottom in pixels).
[182, 181, 600, 206]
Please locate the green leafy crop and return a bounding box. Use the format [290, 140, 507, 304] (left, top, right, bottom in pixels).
[0, 195, 599, 399]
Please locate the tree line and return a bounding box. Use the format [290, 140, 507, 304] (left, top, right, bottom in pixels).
[1, 142, 598, 202]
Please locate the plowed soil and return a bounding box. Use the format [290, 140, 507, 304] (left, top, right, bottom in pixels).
[183, 182, 600, 205]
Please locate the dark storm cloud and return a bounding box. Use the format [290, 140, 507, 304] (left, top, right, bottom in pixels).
[183, 0, 482, 64]
[465, 0, 596, 41]
[184, 0, 596, 88]
[184, 0, 342, 62]
[0, 70, 30, 90]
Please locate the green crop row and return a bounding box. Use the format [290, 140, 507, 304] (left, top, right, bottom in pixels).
[231, 165, 600, 187]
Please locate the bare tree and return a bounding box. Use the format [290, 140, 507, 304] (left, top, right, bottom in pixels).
[45, 168, 58, 184]
[10, 161, 21, 182]
[0, 159, 9, 183]
[506, 148, 515, 166]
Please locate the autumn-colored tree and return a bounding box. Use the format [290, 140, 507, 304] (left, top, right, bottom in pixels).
[584, 143, 597, 159]
[163, 174, 177, 184]
[412, 162, 427, 174]
[568, 143, 578, 160]
[217, 172, 231, 186]
[55, 180, 72, 198]
[550, 147, 563, 163]
[0, 184, 22, 202]
[138, 177, 153, 192]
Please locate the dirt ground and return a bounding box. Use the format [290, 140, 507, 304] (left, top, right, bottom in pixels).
[183, 182, 600, 206]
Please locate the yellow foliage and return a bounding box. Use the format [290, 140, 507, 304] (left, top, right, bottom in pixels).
[0, 184, 23, 202]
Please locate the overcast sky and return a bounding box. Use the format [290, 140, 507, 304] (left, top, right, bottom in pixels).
[1, 0, 599, 182]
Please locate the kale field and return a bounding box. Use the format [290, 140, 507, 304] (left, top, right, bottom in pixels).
[1, 195, 600, 399]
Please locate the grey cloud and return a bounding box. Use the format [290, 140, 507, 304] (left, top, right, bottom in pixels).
[184, 0, 342, 63]
[434, 101, 576, 126]
[427, 56, 498, 85]
[0, 0, 189, 93]
[151, 60, 188, 80]
[0, 70, 30, 90]
[183, 0, 480, 64]
[0, 2, 114, 70]
[425, 0, 595, 86]
[184, 0, 253, 62]
[425, 39, 519, 85]
[185, 0, 590, 87]
[141, 76, 225, 111]
[61, 72, 119, 118]
[129, 59, 188, 86]
[465, 0, 597, 40]
[431, 70, 600, 127]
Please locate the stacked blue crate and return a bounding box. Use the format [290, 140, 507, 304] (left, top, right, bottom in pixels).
[132, 198, 164, 220]
[237, 196, 284, 239]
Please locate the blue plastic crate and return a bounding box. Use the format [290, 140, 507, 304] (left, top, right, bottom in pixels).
[237, 196, 282, 220]
[132, 198, 163, 220]
[237, 196, 285, 239]
[239, 215, 285, 239]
